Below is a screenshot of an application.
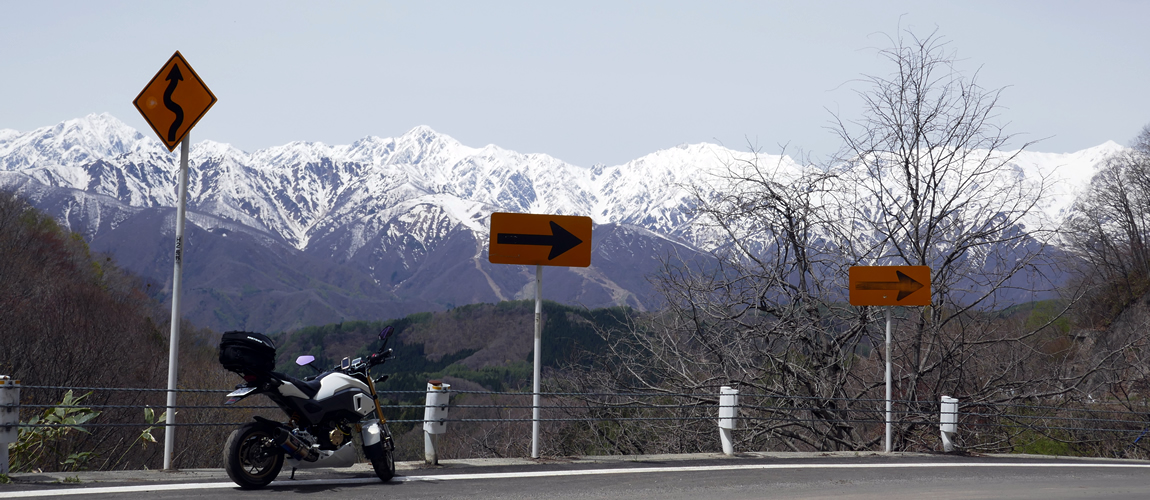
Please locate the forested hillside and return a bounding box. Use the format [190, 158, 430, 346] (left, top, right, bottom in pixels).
[273, 300, 634, 393]
[0, 192, 165, 388]
[0, 190, 232, 471]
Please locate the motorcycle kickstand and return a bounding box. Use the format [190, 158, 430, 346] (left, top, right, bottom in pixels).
[290, 467, 297, 480]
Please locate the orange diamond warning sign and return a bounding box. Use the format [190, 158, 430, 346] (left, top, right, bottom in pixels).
[133, 51, 217, 152]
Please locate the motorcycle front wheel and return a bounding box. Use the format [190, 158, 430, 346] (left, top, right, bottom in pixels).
[366, 442, 395, 481]
[224, 422, 285, 489]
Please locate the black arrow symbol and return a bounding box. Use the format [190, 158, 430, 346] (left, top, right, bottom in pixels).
[163, 64, 185, 143]
[856, 271, 925, 301]
[497, 221, 584, 260]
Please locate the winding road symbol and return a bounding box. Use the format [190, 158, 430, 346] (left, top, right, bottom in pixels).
[133, 51, 217, 152]
[163, 65, 185, 143]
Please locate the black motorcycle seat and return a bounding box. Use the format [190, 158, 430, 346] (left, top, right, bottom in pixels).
[271, 372, 322, 399]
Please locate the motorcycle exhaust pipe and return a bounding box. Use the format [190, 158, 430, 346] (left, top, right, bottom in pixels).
[274, 428, 319, 462]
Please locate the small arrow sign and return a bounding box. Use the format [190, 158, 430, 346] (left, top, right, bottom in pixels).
[849, 266, 931, 306]
[497, 221, 584, 260]
[489, 213, 592, 267]
[855, 270, 924, 300]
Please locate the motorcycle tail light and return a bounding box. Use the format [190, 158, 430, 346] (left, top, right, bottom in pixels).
[243, 375, 258, 382]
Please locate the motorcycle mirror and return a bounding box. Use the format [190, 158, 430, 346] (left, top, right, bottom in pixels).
[378, 326, 394, 341]
[296, 355, 315, 366]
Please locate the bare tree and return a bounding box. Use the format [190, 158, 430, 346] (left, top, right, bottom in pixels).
[827, 30, 1097, 449]
[559, 29, 1134, 455]
[552, 144, 885, 453]
[1134, 124, 1150, 154]
[1059, 124, 1150, 437]
[1065, 125, 1150, 326]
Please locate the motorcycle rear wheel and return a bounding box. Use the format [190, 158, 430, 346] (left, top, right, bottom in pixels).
[224, 422, 285, 489]
[366, 442, 395, 481]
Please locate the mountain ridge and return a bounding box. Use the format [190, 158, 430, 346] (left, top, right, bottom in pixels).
[0, 114, 1128, 332]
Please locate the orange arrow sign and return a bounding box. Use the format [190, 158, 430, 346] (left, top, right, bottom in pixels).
[498, 221, 584, 260]
[849, 266, 931, 306]
[489, 213, 592, 267]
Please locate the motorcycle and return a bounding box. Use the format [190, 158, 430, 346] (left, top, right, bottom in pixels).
[218, 326, 398, 489]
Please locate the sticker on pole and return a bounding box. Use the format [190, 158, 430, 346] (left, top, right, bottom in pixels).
[132, 51, 217, 152]
[849, 266, 931, 306]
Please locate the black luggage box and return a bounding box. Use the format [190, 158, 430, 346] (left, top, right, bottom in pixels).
[219, 331, 277, 375]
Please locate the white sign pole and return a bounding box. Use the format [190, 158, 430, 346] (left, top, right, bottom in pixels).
[163, 133, 190, 470]
[885, 306, 892, 453]
[531, 264, 543, 459]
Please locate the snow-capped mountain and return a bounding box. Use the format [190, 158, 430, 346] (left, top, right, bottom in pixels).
[0, 114, 803, 250]
[0, 114, 1124, 332]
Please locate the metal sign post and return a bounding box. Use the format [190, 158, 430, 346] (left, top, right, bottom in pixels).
[885, 306, 892, 453]
[531, 265, 543, 458]
[163, 134, 190, 470]
[848, 266, 932, 454]
[488, 212, 593, 459]
[134, 51, 216, 470]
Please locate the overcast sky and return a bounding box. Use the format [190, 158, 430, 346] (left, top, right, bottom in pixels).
[2, 1, 1148, 167]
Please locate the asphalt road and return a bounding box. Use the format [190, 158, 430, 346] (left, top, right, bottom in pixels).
[3, 454, 1149, 499]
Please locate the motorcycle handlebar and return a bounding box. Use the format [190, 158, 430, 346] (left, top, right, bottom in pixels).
[330, 347, 393, 372]
[367, 348, 393, 367]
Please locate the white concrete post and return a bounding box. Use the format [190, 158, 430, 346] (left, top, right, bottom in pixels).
[940, 395, 958, 452]
[0, 376, 21, 475]
[423, 380, 451, 465]
[718, 386, 739, 456]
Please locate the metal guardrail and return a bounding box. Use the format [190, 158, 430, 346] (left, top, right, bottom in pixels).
[6, 381, 1150, 473]
[6, 384, 1149, 436]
